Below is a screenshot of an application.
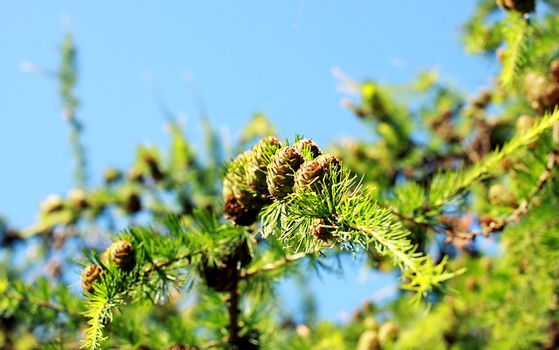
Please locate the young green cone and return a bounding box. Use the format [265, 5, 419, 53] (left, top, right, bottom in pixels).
[266, 146, 304, 199]
[223, 150, 264, 226]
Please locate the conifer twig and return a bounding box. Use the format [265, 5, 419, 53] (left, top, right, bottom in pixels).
[1, 290, 84, 320]
[453, 150, 558, 240]
[240, 250, 318, 279]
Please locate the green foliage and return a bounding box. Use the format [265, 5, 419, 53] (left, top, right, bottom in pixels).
[4, 1, 559, 349]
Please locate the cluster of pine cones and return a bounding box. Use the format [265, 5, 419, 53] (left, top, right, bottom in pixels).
[80, 240, 135, 293]
[223, 137, 340, 229]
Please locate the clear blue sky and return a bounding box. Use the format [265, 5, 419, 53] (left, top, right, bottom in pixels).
[0, 1, 496, 321]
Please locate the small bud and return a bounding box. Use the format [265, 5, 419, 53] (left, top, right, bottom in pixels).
[378, 321, 399, 345]
[295, 324, 311, 338]
[124, 191, 142, 214]
[103, 167, 122, 184]
[516, 115, 535, 134]
[40, 194, 64, 214]
[128, 167, 145, 184]
[143, 154, 165, 182]
[496, 47, 507, 64]
[106, 240, 135, 271]
[68, 188, 89, 211]
[357, 330, 380, 350]
[81, 264, 103, 294]
[488, 184, 516, 207]
[364, 317, 379, 331]
[472, 90, 492, 109]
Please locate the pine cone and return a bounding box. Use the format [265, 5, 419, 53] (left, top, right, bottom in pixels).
[127, 166, 145, 184]
[201, 240, 252, 292]
[103, 167, 122, 184]
[488, 184, 517, 207]
[124, 191, 142, 214]
[378, 321, 399, 345]
[266, 146, 304, 199]
[247, 136, 282, 197]
[68, 188, 89, 211]
[310, 218, 333, 241]
[40, 194, 64, 214]
[524, 71, 559, 112]
[223, 151, 253, 199]
[106, 240, 135, 271]
[497, 0, 535, 13]
[316, 154, 341, 171]
[516, 115, 535, 134]
[224, 194, 260, 226]
[294, 160, 326, 193]
[143, 154, 165, 182]
[293, 138, 322, 160]
[357, 330, 380, 350]
[81, 264, 103, 294]
[472, 90, 492, 109]
[201, 260, 236, 292]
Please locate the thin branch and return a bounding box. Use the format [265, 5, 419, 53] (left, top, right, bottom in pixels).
[142, 252, 195, 278]
[226, 270, 240, 347]
[2, 291, 85, 320]
[451, 150, 558, 240]
[240, 250, 317, 279]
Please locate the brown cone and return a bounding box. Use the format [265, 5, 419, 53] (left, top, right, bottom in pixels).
[266, 146, 304, 199]
[293, 138, 322, 160]
[294, 160, 326, 193]
[106, 240, 135, 271]
[310, 218, 333, 241]
[81, 264, 103, 294]
[224, 194, 260, 226]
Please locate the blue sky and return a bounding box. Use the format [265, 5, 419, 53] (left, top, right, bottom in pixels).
[0, 1, 496, 320]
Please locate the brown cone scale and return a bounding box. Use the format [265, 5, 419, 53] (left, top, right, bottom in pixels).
[266, 146, 304, 199]
[224, 194, 259, 226]
[81, 264, 103, 294]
